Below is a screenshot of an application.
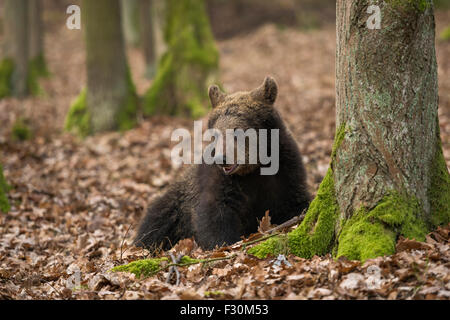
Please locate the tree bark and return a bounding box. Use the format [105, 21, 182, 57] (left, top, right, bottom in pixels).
[249, 0, 449, 262]
[143, 0, 219, 118]
[0, 0, 29, 98]
[65, 0, 138, 136]
[139, 0, 156, 78]
[28, 0, 48, 77]
[121, 0, 141, 47]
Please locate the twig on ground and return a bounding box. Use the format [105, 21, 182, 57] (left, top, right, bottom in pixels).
[165, 253, 183, 285]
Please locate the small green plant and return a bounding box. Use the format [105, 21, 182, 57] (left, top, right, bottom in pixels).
[11, 118, 32, 141]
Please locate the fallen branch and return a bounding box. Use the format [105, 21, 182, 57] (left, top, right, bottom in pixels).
[265, 212, 306, 234]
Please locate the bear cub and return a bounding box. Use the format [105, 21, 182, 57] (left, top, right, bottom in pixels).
[135, 76, 310, 250]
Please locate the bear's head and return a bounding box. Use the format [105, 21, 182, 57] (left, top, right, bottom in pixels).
[207, 76, 280, 176]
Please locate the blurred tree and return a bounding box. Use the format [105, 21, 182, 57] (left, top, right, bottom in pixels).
[65, 0, 138, 136]
[144, 0, 219, 118]
[29, 0, 48, 78]
[151, 0, 168, 68]
[121, 0, 141, 47]
[250, 0, 449, 262]
[0, 164, 10, 213]
[0, 0, 34, 98]
[139, 0, 156, 78]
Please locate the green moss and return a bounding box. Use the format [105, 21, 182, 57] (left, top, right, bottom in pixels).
[65, 66, 138, 137]
[385, 0, 431, 13]
[337, 192, 428, 262]
[247, 234, 289, 258]
[331, 124, 347, 160]
[249, 124, 345, 259]
[111, 255, 202, 279]
[143, 0, 219, 118]
[440, 26, 450, 41]
[428, 133, 450, 227]
[111, 258, 168, 278]
[11, 118, 32, 141]
[0, 58, 14, 99]
[249, 167, 340, 259]
[0, 164, 10, 213]
[64, 89, 91, 138]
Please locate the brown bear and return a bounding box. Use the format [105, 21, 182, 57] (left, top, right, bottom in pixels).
[134, 76, 310, 250]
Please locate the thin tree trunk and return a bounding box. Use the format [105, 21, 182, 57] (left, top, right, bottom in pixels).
[151, 0, 167, 64]
[121, 0, 141, 47]
[139, 0, 156, 78]
[65, 0, 138, 136]
[28, 0, 48, 77]
[143, 0, 219, 118]
[250, 0, 449, 262]
[0, 0, 29, 98]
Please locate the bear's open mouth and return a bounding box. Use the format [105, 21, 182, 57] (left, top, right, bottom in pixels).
[222, 164, 239, 175]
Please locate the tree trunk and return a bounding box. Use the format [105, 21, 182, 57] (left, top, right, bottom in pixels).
[249, 0, 449, 262]
[0, 164, 10, 213]
[29, 0, 48, 78]
[121, 0, 141, 47]
[143, 0, 219, 118]
[0, 0, 29, 98]
[139, 0, 156, 78]
[65, 0, 138, 136]
[151, 0, 167, 66]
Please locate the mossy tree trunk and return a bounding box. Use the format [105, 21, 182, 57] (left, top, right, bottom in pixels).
[0, 0, 29, 98]
[29, 0, 48, 78]
[65, 0, 138, 136]
[139, 0, 156, 78]
[250, 0, 449, 262]
[121, 0, 141, 47]
[143, 0, 219, 118]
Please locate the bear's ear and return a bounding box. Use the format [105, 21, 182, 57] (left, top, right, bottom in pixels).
[251, 76, 278, 105]
[208, 85, 225, 109]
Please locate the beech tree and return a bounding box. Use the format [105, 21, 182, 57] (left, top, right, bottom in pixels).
[151, 0, 168, 65]
[250, 0, 450, 262]
[0, 0, 32, 98]
[143, 0, 219, 118]
[29, 0, 48, 78]
[139, 0, 156, 77]
[65, 0, 138, 136]
[121, 0, 141, 47]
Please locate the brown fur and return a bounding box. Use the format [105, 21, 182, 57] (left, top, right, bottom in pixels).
[135, 77, 310, 249]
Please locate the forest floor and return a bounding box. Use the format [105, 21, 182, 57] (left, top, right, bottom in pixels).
[0, 11, 449, 300]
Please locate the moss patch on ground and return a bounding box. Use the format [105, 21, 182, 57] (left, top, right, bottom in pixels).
[111, 256, 202, 279]
[0, 164, 10, 213]
[111, 258, 169, 278]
